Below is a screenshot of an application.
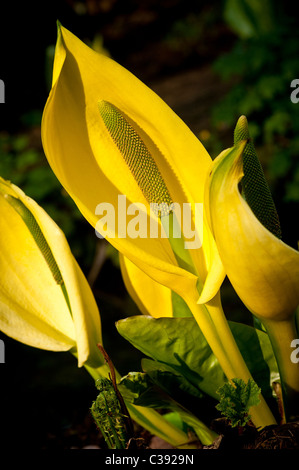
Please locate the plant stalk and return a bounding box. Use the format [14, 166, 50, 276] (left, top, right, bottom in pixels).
[163, 210, 276, 428]
[186, 298, 277, 428]
[262, 316, 299, 423]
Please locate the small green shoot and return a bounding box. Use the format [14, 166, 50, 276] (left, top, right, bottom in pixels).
[216, 378, 261, 428]
[91, 377, 129, 449]
[90, 345, 134, 449]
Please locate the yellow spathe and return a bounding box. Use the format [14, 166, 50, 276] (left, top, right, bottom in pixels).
[208, 141, 299, 321]
[0, 178, 103, 367]
[41, 24, 224, 306]
[41, 25, 277, 428]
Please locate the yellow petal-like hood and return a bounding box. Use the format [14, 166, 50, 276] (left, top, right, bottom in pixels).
[0, 178, 103, 367]
[119, 254, 173, 317]
[208, 141, 299, 321]
[41, 24, 224, 304]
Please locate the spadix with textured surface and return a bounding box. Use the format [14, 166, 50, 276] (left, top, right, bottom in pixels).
[99, 101, 173, 216]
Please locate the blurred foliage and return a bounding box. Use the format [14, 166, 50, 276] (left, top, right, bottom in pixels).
[224, 0, 275, 39]
[164, 6, 226, 61]
[211, 1, 299, 206]
[0, 122, 96, 271]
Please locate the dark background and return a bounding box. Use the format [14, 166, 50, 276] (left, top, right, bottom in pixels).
[0, 0, 299, 448]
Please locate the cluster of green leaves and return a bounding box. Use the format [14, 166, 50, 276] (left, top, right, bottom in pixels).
[115, 308, 280, 439]
[216, 378, 261, 428]
[212, 1, 299, 203]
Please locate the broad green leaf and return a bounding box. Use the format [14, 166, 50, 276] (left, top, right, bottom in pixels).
[116, 315, 226, 399]
[116, 316, 279, 402]
[229, 322, 279, 401]
[119, 370, 193, 411]
[118, 370, 217, 445]
[141, 358, 217, 426]
[118, 365, 208, 419]
[142, 358, 205, 403]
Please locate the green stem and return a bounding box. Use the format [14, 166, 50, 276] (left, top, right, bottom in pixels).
[162, 210, 276, 428]
[187, 298, 277, 428]
[262, 316, 299, 422]
[207, 297, 277, 427]
[161, 212, 197, 276]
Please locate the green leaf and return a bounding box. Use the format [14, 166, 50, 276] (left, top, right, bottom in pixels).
[116, 315, 226, 400]
[142, 358, 204, 403]
[119, 370, 191, 411]
[229, 322, 279, 403]
[116, 316, 279, 404]
[216, 378, 261, 427]
[162, 412, 189, 434]
[118, 363, 207, 417]
[171, 291, 192, 317]
[118, 369, 217, 445]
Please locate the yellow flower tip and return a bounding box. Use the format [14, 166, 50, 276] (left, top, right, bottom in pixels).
[197, 258, 226, 305]
[209, 139, 248, 192]
[50, 22, 69, 88]
[56, 20, 63, 43]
